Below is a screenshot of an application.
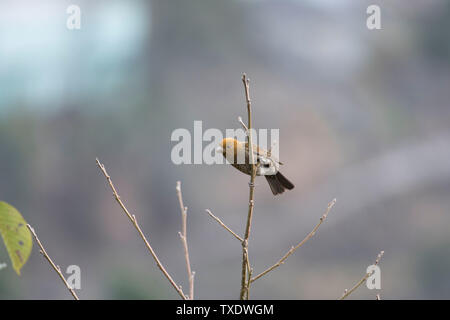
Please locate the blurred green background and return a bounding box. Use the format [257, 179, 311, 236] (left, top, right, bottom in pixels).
[1, 0, 450, 299]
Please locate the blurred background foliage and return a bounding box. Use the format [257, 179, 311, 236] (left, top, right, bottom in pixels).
[0, 0, 450, 299]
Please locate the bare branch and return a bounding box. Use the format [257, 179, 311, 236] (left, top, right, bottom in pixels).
[96, 158, 187, 300]
[339, 250, 384, 300]
[27, 224, 79, 300]
[176, 181, 195, 300]
[240, 73, 257, 300]
[205, 209, 243, 242]
[250, 198, 337, 283]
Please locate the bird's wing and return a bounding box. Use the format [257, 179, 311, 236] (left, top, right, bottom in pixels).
[245, 142, 283, 165]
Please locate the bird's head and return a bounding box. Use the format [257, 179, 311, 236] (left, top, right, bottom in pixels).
[217, 138, 236, 155]
[216, 138, 244, 162]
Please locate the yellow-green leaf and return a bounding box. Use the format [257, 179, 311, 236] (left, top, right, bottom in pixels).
[0, 201, 32, 275]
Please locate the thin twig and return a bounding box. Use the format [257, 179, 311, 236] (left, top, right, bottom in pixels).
[339, 250, 384, 300]
[205, 209, 244, 242]
[176, 181, 195, 300]
[96, 158, 187, 300]
[250, 198, 337, 282]
[238, 116, 249, 134]
[27, 224, 79, 300]
[240, 73, 256, 300]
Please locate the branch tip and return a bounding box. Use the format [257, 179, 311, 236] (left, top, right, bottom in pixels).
[205, 209, 244, 243]
[339, 250, 385, 300]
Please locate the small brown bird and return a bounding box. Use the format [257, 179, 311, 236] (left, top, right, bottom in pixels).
[217, 138, 294, 195]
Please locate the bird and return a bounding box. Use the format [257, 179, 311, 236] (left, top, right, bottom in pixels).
[217, 137, 294, 195]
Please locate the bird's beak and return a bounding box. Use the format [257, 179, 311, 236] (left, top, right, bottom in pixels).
[216, 146, 223, 153]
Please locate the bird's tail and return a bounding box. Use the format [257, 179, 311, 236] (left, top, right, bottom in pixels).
[265, 172, 295, 195]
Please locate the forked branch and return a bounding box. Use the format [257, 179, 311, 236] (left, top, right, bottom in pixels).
[96, 158, 187, 300]
[238, 116, 249, 134]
